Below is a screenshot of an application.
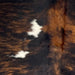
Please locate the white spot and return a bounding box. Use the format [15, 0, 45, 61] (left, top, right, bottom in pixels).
[27, 19, 42, 38]
[10, 50, 30, 59]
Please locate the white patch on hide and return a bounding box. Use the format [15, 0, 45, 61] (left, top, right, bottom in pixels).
[27, 19, 42, 38]
[10, 50, 30, 59]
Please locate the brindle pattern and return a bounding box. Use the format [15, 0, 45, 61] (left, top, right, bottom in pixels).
[0, 0, 75, 75]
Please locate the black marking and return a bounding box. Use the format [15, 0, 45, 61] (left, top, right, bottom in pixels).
[60, 67, 75, 75]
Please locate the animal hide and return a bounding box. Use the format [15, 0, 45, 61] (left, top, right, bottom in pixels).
[0, 0, 75, 75]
